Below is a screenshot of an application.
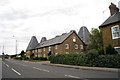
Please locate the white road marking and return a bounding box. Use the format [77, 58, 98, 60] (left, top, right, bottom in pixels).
[65, 75, 88, 80]
[42, 69, 50, 72]
[65, 75, 80, 79]
[11, 68, 21, 76]
[6, 64, 9, 67]
[33, 67, 50, 72]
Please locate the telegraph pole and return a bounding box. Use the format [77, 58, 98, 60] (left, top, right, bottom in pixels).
[16, 40, 17, 55]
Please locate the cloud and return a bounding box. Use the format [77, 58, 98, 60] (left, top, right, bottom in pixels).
[0, 0, 9, 6]
[0, 9, 29, 21]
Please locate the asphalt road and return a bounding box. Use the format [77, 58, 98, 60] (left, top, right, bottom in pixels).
[1, 59, 119, 80]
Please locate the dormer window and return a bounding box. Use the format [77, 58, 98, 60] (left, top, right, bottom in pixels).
[111, 25, 120, 39]
[73, 36, 76, 42]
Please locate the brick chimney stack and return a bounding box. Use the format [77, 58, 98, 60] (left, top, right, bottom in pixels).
[109, 3, 119, 16]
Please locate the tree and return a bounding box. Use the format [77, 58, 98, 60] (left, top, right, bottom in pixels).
[106, 44, 118, 55]
[20, 50, 25, 57]
[88, 28, 103, 50]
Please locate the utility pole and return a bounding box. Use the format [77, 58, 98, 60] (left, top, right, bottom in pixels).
[2, 45, 5, 61]
[16, 40, 17, 55]
[13, 35, 17, 55]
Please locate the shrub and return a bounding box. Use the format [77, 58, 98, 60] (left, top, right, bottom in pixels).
[106, 44, 118, 55]
[97, 54, 120, 68]
[24, 57, 29, 60]
[86, 49, 99, 66]
[49, 52, 120, 68]
[98, 46, 104, 55]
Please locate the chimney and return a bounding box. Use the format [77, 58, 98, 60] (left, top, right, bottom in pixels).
[118, 1, 120, 12]
[109, 3, 119, 16]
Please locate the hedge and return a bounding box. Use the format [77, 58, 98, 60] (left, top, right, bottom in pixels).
[49, 53, 120, 68]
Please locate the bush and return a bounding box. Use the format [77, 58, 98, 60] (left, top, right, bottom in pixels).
[86, 49, 99, 66]
[98, 46, 104, 55]
[106, 44, 118, 55]
[49, 53, 120, 68]
[24, 57, 29, 60]
[97, 54, 120, 68]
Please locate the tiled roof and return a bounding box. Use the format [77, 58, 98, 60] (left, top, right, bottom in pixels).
[99, 12, 120, 28]
[26, 36, 38, 51]
[36, 30, 84, 48]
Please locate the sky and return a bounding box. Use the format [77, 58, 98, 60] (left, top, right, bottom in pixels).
[0, 0, 120, 55]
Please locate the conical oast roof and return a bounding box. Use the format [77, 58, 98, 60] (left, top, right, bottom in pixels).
[78, 26, 91, 45]
[26, 36, 38, 51]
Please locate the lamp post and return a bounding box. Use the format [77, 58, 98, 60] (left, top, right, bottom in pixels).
[13, 36, 17, 55]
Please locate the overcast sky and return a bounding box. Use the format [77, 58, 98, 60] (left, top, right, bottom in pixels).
[0, 0, 120, 55]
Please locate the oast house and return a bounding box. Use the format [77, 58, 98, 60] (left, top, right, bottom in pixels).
[26, 30, 86, 59]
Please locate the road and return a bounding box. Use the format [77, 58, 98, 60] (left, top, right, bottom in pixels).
[1, 59, 119, 80]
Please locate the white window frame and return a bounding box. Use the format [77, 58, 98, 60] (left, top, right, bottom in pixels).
[111, 25, 120, 39]
[32, 50, 34, 53]
[48, 46, 51, 51]
[114, 47, 120, 54]
[73, 36, 76, 42]
[75, 44, 78, 49]
[43, 54, 46, 57]
[65, 44, 69, 49]
[66, 52, 69, 54]
[38, 49, 42, 52]
[38, 54, 42, 57]
[80, 45, 83, 49]
[35, 50, 37, 52]
[35, 54, 37, 57]
[55, 45, 58, 49]
[43, 48, 45, 51]
[55, 53, 58, 55]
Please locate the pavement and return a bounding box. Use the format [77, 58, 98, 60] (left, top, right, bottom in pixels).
[1, 59, 119, 79]
[42, 63, 119, 73]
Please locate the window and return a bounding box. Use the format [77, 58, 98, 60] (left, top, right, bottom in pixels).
[32, 50, 34, 53]
[43, 48, 45, 51]
[38, 54, 42, 57]
[65, 44, 69, 49]
[80, 45, 83, 49]
[35, 54, 37, 57]
[114, 47, 120, 54]
[73, 36, 76, 42]
[43, 54, 46, 57]
[48, 46, 51, 51]
[75, 52, 79, 54]
[55, 53, 58, 55]
[111, 25, 120, 39]
[38, 49, 41, 52]
[66, 52, 69, 54]
[35, 50, 37, 52]
[55, 45, 58, 49]
[75, 44, 78, 49]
